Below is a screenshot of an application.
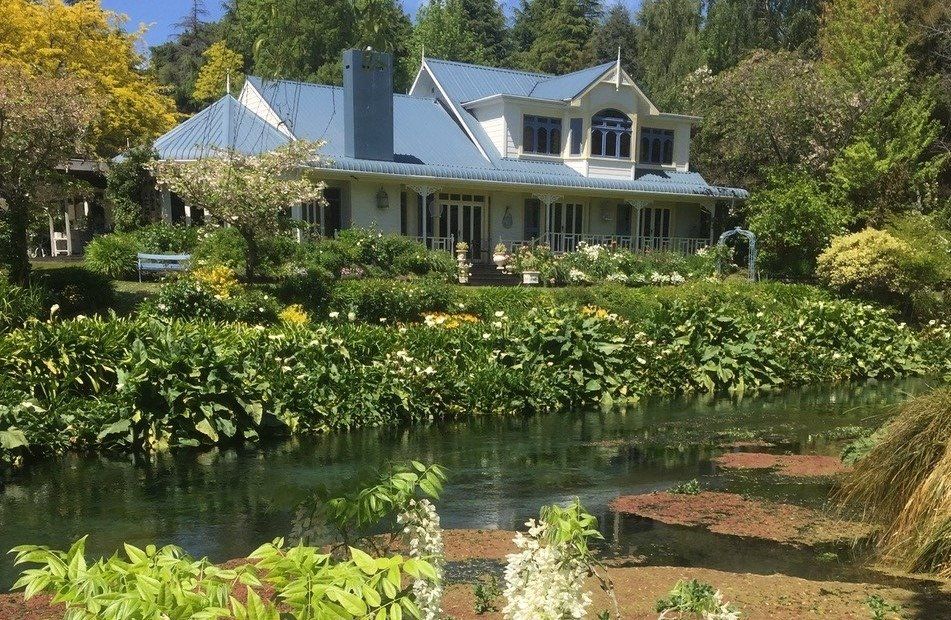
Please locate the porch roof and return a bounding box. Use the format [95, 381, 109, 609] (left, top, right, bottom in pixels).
[324, 157, 747, 199]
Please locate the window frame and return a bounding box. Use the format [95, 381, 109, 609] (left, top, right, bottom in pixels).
[522, 114, 563, 156]
[639, 127, 675, 165]
[590, 109, 633, 159]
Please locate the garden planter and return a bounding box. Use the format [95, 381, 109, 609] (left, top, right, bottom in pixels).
[493, 253, 507, 269]
[458, 275, 469, 284]
[522, 270, 540, 285]
[457, 252, 467, 261]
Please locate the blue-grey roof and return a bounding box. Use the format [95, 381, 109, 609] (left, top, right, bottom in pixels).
[529, 62, 617, 100]
[245, 77, 491, 168]
[153, 95, 289, 160]
[152, 65, 748, 200]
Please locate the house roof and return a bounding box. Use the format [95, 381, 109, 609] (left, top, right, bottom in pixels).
[151, 62, 748, 200]
[153, 95, 289, 161]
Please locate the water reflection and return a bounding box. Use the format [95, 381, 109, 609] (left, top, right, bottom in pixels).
[0, 377, 935, 589]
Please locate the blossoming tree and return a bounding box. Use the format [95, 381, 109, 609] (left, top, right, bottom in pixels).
[151, 140, 326, 280]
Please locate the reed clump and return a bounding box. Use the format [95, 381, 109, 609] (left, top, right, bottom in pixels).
[838, 388, 951, 577]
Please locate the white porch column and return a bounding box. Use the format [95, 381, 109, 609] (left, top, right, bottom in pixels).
[532, 193, 561, 246]
[407, 185, 441, 246]
[626, 199, 647, 252]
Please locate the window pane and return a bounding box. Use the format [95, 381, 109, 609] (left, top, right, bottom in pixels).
[524, 199, 540, 239]
[523, 124, 534, 152]
[640, 136, 649, 161]
[651, 138, 662, 163]
[550, 128, 561, 154]
[605, 131, 617, 157]
[591, 129, 603, 156]
[663, 138, 673, 164]
[620, 132, 631, 158]
[537, 127, 548, 154]
[569, 118, 583, 154]
[661, 209, 670, 237]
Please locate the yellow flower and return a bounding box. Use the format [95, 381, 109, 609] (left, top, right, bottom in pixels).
[191, 266, 240, 299]
[423, 312, 480, 329]
[279, 304, 310, 326]
[580, 305, 609, 319]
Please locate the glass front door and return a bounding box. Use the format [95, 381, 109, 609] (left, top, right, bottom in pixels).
[639, 207, 671, 250]
[433, 193, 485, 259]
[548, 202, 584, 252]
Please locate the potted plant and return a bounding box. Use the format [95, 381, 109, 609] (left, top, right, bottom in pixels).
[458, 261, 471, 284]
[455, 241, 469, 261]
[493, 242, 508, 270]
[518, 250, 540, 285]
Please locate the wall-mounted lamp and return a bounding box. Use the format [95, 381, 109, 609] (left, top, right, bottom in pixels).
[375, 187, 389, 209]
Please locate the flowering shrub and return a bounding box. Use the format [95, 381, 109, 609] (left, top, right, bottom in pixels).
[508, 242, 716, 287]
[279, 304, 310, 325]
[502, 499, 614, 620]
[143, 272, 280, 324]
[190, 265, 240, 299]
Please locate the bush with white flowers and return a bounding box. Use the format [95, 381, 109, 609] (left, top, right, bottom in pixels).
[503, 499, 615, 620]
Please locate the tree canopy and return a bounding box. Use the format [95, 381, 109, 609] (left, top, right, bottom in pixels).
[0, 0, 177, 157]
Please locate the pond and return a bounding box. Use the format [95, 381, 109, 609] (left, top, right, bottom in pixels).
[0, 377, 935, 590]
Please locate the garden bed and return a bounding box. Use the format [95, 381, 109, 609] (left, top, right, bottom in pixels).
[713, 452, 848, 477]
[609, 491, 872, 546]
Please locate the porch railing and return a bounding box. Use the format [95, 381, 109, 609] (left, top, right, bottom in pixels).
[414, 235, 456, 252]
[498, 234, 709, 255]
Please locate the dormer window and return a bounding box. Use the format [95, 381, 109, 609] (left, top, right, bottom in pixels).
[523, 115, 562, 155]
[590, 109, 632, 158]
[640, 127, 675, 165]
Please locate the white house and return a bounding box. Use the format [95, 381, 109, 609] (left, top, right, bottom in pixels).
[153, 49, 747, 262]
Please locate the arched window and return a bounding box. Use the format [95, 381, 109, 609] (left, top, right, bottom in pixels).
[523, 125, 535, 153]
[639, 127, 675, 165]
[590, 109, 632, 159]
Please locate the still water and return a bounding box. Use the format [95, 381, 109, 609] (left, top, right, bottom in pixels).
[0, 377, 935, 589]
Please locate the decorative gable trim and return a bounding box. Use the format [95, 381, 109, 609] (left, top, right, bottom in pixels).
[570, 65, 659, 114]
[414, 60, 493, 162]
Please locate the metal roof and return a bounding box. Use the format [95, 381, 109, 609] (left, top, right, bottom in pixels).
[153, 95, 289, 160]
[529, 62, 617, 100]
[245, 76, 492, 168]
[152, 66, 748, 200]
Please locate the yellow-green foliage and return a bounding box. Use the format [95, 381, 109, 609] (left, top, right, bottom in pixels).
[838, 389, 951, 577]
[816, 228, 923, 299]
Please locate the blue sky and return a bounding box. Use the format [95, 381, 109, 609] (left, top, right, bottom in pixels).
[103, 1, 637, 49]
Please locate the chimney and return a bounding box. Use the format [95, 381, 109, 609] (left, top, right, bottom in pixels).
[343, 49, 394, 161]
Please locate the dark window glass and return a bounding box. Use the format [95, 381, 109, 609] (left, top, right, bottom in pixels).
[640, 128, 675, 165]
[569, 118, 583, 154]
[523, 125, 534, 153]
[590, 109, 632, 158]
[324, 188, 342, 238]
[523, 115, 563, 154]
[620, 133, 631, 158]
[591, 129, 603, 156]
[524, 199, 540, 239]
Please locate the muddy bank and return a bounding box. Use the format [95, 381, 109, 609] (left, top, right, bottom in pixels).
[443, 565, 951, 619]
[610, 491, 871, 546]
[714, 452, 848, 477]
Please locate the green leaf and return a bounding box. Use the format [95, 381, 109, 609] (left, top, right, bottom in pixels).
[195, 419, 219, 442]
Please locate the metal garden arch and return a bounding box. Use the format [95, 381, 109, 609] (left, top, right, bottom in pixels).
[717, 227, 757, 281]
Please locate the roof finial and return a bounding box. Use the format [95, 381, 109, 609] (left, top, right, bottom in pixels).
[421, 44, 425, 64]
[226, 70, 231, 96]
[615, 47, 622, 91]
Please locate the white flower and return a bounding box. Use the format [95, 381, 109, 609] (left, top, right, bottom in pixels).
[399, 499, 444, 620]
[494, 310, 505, 318]
[347, 311, 356, 321]
[329, 311, 340, 319]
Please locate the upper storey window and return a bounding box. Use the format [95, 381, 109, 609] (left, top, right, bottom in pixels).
[640, 127, 675, 165]
[523, 115, 562, 155]
[590, 109, 632, 158]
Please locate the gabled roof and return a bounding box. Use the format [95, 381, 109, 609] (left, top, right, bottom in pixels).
[243, 76, 491, 168]
[152, 67, 747, 200]
[528, 62, 617, 100]
[153, 95, 289, 161]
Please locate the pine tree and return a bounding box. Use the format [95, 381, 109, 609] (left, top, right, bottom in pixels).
[411, 0, 489, 71]
[459, 0, 509, 66]
[512, 0, 599, 73]
[634, 0, 704, 110]
[591, 3, 638, 74]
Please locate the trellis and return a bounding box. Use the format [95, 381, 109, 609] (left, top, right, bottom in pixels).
[717, 227, 757, 281]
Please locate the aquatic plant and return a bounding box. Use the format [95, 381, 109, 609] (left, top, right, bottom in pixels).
[473, 575, 502, 614]
[837, 388, 951, 577]
[669, 479, 703, 495]
[655, 578, 740, 619]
